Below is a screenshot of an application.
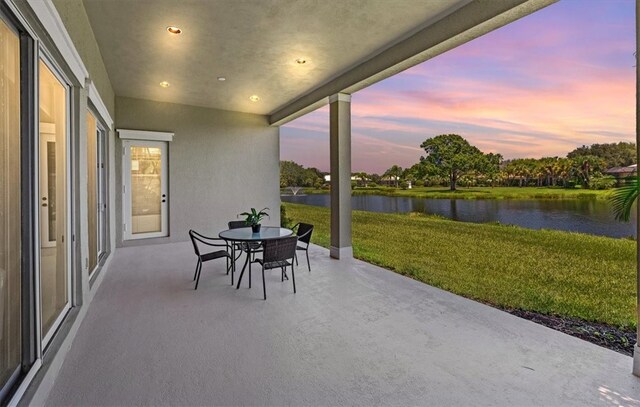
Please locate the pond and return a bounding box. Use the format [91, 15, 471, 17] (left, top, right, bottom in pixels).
[281, 194, 637, 238]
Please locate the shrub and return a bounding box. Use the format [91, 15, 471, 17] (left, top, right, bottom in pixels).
[280, 204, 292, 228]
[590, 175, 616, 190]
[400, 181, 409, 190]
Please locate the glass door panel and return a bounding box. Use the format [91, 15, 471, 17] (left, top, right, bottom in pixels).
[123, 141, 168, 239]
[86, 113, 97, 273]
[97, 128, 106, 259]
[0, 17, 22, 392]
[38, 60, 69, 342]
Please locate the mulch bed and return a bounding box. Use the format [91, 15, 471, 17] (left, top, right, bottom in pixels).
[505, 308, 636, 356]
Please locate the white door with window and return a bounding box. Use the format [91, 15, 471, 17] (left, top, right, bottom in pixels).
[122, 140, 169, 239]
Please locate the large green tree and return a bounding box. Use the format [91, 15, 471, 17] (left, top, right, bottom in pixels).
[567, 142, 636, 168]
[420, 134, 484, 191]
[570, 155, 606, 188]
[280, 160, 323, 188]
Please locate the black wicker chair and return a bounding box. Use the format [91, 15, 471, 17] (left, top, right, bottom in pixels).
[293, 223, 314, 272]
[189, 229, 232, 290]
[254, 236, 298, 300]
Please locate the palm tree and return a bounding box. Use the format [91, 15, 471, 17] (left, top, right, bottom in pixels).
[610, 177, 638, 221]
[384, 165, 402, 188]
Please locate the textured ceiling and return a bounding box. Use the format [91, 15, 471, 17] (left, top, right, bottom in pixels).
[82, 0, 468, 115]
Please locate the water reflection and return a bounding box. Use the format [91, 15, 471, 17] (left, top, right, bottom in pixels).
[281, 194, 637, 238]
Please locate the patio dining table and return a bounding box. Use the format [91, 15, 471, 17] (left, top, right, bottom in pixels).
[219, 226, 293, 289]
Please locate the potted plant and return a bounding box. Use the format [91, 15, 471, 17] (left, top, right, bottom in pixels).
[239, 207, 269, 233]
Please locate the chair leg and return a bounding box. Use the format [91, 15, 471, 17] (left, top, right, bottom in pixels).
[193, 258, 201, 281]
[306, 249, 311, 272]
[291, 263, 296, 294]
[295, 252, 298, 266]
[281, 267, 284, 282]
[226, 256, 230, 275]
[231, 251, 235, 286]
[194, 261, 203, 290]
[262, 266, 267, 300]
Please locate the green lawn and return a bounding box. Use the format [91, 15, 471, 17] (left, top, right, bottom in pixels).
[284, 202, 637, 329]
[300, 186, 613, 200]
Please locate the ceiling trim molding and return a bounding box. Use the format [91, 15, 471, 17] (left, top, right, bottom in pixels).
[26, 0, 89, 85]
[87, 80, 114, 127]
[269, 0, 557, 126]
[269, 97, 329, 127]
[118, 129, 174, 142]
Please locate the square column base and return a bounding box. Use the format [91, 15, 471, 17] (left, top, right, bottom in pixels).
[634, 344, 640, 377]
[330, 246, 353, 259]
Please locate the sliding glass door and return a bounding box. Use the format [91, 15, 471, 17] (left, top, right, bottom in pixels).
[38, 59, 69, 344]
[87, 112, 107, 274]
[0, 16, 22, 395]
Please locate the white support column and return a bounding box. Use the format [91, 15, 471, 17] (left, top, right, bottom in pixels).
[329, 93, 353, 259]
[633, 0, 640, 378]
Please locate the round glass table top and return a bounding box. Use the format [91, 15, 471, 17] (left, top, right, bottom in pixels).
[218, 226, 293, 242]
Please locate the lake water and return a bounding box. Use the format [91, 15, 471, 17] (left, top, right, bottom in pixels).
[281, 194, 637, 238]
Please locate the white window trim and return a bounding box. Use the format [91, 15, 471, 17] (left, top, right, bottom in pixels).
[118, 129, 174, 142]
[87, 80, 114, 127]
[26, 0, 87, 84]
[25, 0, 114, 127]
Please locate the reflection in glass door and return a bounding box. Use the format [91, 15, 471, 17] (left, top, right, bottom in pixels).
[39, 129, 56, 248]
[39, 60, 69, 344]
[123, 141, 168, 239]
[0, 17, 22, 395]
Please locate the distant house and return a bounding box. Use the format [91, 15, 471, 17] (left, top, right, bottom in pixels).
[323, 174, 360, 184]
[605, 164, 637, 185]
[380, 175, 400, 186]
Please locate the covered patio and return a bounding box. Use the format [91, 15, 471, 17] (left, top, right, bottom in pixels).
[45, 243, 639, 406]
[2, 0, 639, 404]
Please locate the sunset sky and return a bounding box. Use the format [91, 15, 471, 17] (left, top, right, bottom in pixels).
[280, 0, 636, 174]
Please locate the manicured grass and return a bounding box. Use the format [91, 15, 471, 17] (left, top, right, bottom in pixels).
[284, 202, 637, 329]
[300, 186, 613, 200]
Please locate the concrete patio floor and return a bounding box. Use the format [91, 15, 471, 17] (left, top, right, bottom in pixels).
[46, 242, 640, 406]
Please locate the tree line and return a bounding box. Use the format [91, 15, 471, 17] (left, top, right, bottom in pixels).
[280, 136, 636, 191]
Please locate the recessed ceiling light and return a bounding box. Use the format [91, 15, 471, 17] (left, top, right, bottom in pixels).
[217, 77, 226, 81]
[159, 81, 170, 88]
[249, 95, 260, 102]
[295, 58, 307, 65]
[166, 26, 182, 35]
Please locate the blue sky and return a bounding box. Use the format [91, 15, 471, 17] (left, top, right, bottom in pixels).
[281, 0, 635, 174]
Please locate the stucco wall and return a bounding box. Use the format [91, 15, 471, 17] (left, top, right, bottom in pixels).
[52, 0, 115, 117]
[115, 96, 280, 247]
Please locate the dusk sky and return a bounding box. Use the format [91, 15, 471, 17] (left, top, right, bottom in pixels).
[280, 0, 636, 174]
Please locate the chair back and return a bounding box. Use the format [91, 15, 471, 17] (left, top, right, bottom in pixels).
[262, 236, 298, 263]
[188, 229, 201, 256]
[296, 223, 314, 244]
[228, 220, 247, 229]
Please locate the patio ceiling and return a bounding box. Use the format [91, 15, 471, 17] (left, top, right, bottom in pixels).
[83, 0, 555, 121]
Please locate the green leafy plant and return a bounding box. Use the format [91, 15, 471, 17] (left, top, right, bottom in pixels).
[609, 177, 638, 222]
[239, 207, 269, 226]
[280, 205, 292, 228]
